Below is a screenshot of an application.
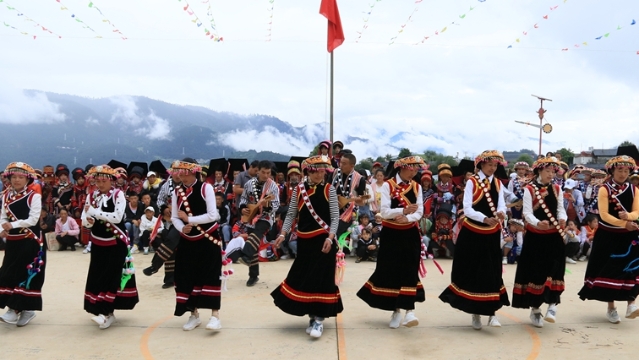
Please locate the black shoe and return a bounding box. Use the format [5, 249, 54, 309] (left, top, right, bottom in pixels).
[143, 266, 157, 276]
[161, 283, 173, 289]
[238, 256, 251, 267]
[355, 257, 362, 263]
[59, 245, 67, 251]
[368, 257, 377, 262]
[70, 245, 76, 251]
[246, 277, 259, 287]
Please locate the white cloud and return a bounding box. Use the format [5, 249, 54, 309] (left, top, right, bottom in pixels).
[86, 117, 100, 125]
[216, 126, 319, 155]
[141, 113, 171, 140]
[110, 96, 171, 140]
[0, 86, 65, 124]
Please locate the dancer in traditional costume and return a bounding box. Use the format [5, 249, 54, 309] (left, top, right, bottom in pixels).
[229, 160, 280, 287]
[0, 162, 44, 327]
[271, 156, 342, 338]
[439, 150, 510, 330]
[169, 158, 223, 331]
[512, 157, 567, 327]
[357, 156, 426, 329]
[81, 165, 139, 329]
[578, 155, 639, 323]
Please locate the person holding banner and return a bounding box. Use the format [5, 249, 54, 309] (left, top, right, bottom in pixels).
[272, 155, 342, 339]
[356, 156, 426, 329]
[170, 158, 223, 331]
[0, 162, 44, 327]
[81, 165, 139, 330]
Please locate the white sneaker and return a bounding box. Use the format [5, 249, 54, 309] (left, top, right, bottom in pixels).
[472, 315, 482, 330]
[402, 311, 419, 327]
[389, 311, 402, 329]
[183, 314, 201, 331]
[309, 321, 323, 338]
[502, 257, 507, 265]
[578, 255, 587, 262]
[566, 257, 577, 264]
[0, 308, 19, 324]
[91, 314, 106, 326]
[488, 316, 501, 327]
[607, 307, 621, 324]
[83, 248, 90, 254]
[545, 305, 557, 323]
[143, 247, 149, 255]
[16, 311, 36, 327]
[205, 316, 221, 330]
[625, 304, 639, 319]
[306, 317, 314, 334]
[131, 248, 140, 254]
[99, 314, 115, 330]
[530, 310, 543, 328]
[280, 254, 290, 260]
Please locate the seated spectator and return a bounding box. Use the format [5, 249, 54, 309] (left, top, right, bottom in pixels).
[356, 228, 378, 263]
[372, 213, 383, 242]
[138, 206, 159, 255]
[143, 171, 163, 197]
[55, 208, 80, 251]
[578, 215, 598, 262]
[216, 193, 232, 243]
[38, 207, 56, 235]
[502, 219, 524, 265]
[430, 204, 454, 258]
[139, 191, 159, 215]
[125, 191, 144, 253]
[564, 219, 581, 264]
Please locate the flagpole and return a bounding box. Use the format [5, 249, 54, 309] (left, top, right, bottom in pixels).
[329, 51, 334, 143]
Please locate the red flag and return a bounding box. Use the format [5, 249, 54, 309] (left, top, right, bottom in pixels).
[320, 0, 345, 53]
[149, 217, 162, 242]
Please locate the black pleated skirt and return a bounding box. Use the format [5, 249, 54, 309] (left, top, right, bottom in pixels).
[357, 225, 425, 311]
[0, 238, 46, 311]
[271, 233, 343, 318]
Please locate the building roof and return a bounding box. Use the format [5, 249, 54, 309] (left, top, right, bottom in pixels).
[591, 149, 617, 157]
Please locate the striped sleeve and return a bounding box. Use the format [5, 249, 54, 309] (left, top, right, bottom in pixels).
[328, 185, 339, 235]
[281, 187, 299, 234]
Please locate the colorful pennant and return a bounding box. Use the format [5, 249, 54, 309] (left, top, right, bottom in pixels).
[177, 0, 222, 41]
[413, 0, 487, 46]
[1, 0, 61, 38]
[507, 1, 566, 49]
[54, 0, 102, 38]
[389, 0, 423, 45]
[355, 0, 382, 43]
[2, 20, 35, 39]
[201, 0, 220, 41]
[561, 19, 637, 52]
[266, 0, 275, 42]
[87, 1, 126, 40]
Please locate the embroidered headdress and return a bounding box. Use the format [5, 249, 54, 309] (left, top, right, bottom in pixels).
[532, 156, 560, 174]
[394, 156, 428, 170]
[437, 163, 453, 178]
[114, 167, 127, 179]
[514, 161, 530, 170]
[474, 150, 507, 168]
[287, 160, 302, 176]
[302, 155, 333, 173]
[3, 162, 36, 181]
[87, 165, 118, 180]
[168, 158, 202, 175]
[605, 155, 636, 174]
[421, 170, 433, 183]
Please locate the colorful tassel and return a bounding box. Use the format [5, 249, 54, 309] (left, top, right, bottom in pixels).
[335, 251, 346, 285]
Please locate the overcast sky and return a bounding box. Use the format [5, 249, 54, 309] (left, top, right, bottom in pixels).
[1, 0, 638, 159]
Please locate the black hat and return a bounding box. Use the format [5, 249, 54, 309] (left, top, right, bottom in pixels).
[127, 161, 149, 179]
[436, 202, 453, 218]
[55, 164, 70, 177]
[289, 156, 307, 165]
[273, 161, 289, 175]
[84, 164, 94, 174]
[227, 158, 249, 182]
[71, 167, 85, 181]
[149, 160, 168, 179]
[208, 158, 229, 178]
[452, 159, 475, 177]
[617, 145, 639, 163]
[384, 161, 396, 178]
[107, 159, 127, 170]
[495, 164, 508, 180]
[333, 141, 344, 149]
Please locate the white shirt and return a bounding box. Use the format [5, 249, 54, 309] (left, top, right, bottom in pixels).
[171, 182, 220, 233]
[380, 174, 424, 223]
[0, 192, 41, 230]
[140, 215, 158, 233]
[462, 171, 507, 223]
[81, 190, 126, 228]
[522, 180, 568, 227]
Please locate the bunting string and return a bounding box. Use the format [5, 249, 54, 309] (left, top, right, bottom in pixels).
[1, 0, 61, 38]
[2, 20, 34, 39]
[54, 0, 102, 38]
[507, 1, 567, 49]
[178, 0, 222, 41]
[87, 1, 126, 40]
[355, 0, 382, 43]
[561, 19, 636, 52]
[389, 0, 423, 46]
[413, 0, 486, 46]
[201, 0, 221, 41]
[266, 0, 274, 42]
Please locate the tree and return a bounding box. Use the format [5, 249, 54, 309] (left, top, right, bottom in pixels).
[554, 148, 575, 165]
[308, 144, 320, 156]
[421, 150, 458, 168]
[398, 148, 412, 158]
[514, 154, 534, 166]
[620, 140, 636, 147]
[355, 157, 374, 171]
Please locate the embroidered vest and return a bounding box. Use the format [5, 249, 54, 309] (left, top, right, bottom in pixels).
[89, 190, 126, 240]
[599, 182, 635, 231]
[296, 182, 332, 237]
[3, 190, 39, 238]
[382, 178, 418, 230]
[175, 180, 216, 238]
[463, 176, 501, 234]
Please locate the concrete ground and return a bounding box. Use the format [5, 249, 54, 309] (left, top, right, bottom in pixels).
[1, 248, 637, 360]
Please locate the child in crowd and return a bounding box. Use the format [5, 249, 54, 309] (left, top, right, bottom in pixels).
[372, 213, 383, 242]
[564, 219, 581, 264]
[138, 206, 159, 255]
[578, 215, 598, 262]
[502, 219, 524, 265]
[356, 228, 378, 263]
[430, 204, 454, 258]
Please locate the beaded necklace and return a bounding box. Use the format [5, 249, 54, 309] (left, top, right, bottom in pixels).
[530, 182, 565, 237]
[298, 182, 330, 232]
[474, 174, 498, 217]
[176, 182, 221, 246]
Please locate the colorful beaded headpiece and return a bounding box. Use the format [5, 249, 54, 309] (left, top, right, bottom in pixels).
[42, 165, 54, 178]
[437, 163, 453, 177]
[474, 150, 507, 168]
[287, 160, 302, 176]
[394, 156, 428, 170]
[421, 170, 433, 182]
[168, 160, 202, 175]
[114, 167, 127, 179]
[514, 161, 530, 169]
[532, 156, 560, 173]
[87, 165, 118, 180]
[3, 162, 36, 180]
[319, 140, 331, 149]
[605, 155, 636, 172]
[302, 155, 334, 173]
[559, 161, 569, 171]
[592, 169, 606, 177]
